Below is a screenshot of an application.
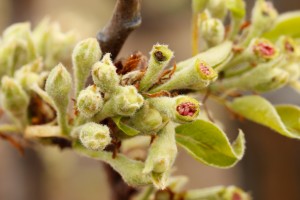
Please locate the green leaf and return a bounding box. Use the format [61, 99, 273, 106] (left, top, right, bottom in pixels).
[229, 95, 300, 139]
[263, 11, 300, 41]
[175, 119, 245, 168]
[112, 116, 140, 136]
[275, 105, 300, 134]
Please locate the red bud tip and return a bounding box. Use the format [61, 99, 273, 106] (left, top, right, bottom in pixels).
[176, 102, 197, 116]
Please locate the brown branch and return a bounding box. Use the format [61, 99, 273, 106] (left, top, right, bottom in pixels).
[97, 0, 142, 60]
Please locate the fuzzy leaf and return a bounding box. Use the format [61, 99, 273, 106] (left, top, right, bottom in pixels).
[112, 116, 140, 136]
[175, 119, 245, 168]
[229, 95, 300, 139]
[263, 11, 300, 41]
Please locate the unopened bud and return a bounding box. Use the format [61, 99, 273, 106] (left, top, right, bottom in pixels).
[45, 63, 72, 135]
[148, 95, 200, 124]
[222, 186, 251, 200]
[201, 18, 225, 46]
[1, 76, 29, 127]
[128, 102, 164, 133]
[92, 53, 120, 93]
[77, 85, 103, 118]
[79, 122, 111, 151]
[151, 59, 217, 92]
[72, 38, 102, 96]
[207, 0, 227, 20]
[252, 38, 278, 60]
[139, 44, 173, 91]
[143, 122, 177, 189]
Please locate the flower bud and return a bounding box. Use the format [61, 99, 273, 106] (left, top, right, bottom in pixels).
[128, 102, 165, 134]
[276, 36, 300, 58]
[77, 85, 103, 118]
[92, 53, 120, 93]
[14, 59, 43, 91]
[3, 22, 37, 67]
[201, 18, 225, 46]
[1, 76, 29, 127]
[192, 0, 209, 13]
[79, 122, 111, 151]
[243, 0, 278, 45]
[143, 122, 177, 189]
[93, 86, 144, 122]
[251, 0, 278, 32]
[113, 86, 144, 116]
[72, 38, 102, 96]
[150, 59, 217, 92]
[33, 18, 77, 70]
[252, 38, 278, 61]
[45, 63, 72, 135]
[221, 186, 251, 200]
[0, 40, 17, 77]
[207, 0, 227, 20]
[139, 44, 174, 91]
[148, 95, 200, 124]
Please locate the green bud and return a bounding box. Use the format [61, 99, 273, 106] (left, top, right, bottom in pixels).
[93, 86, 144, 122]
[92, 53, 120, 93]
[221, 186, 251, 200]
[33, 18, 77, 70]
[14, 59, 43, 91]
[45, 63, 72, 135]
[72, 38, 102, 96]
[77, 85, 103, 118]
[227, 0, 246, 39]
[79, 122, 111, 151]
[207, 0, 227, 20]
[139, 44, 174, 91]
[128, 102, 165, 134]
[201, 18, 225, 46]
[148, 95, 200, 124]
[150, 59, 217, 92]
[276, 36, 300, 58]
[242, 0, 278, 45]
[143, 122, 177, 189]
[0, 40, 17, 77]
[192, 0, 209, 13]
[0, 76, 29, 128]
[2, 22, 37, 67]
[113, 86, 144, 116]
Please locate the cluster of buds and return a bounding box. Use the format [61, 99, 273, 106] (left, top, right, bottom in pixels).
[189, 0, 300, 94]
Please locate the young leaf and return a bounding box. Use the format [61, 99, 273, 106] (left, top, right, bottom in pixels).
[112, 116, 140, 136]
[263, 11, 300, 41]
[175, 119, 245, 168]
[229, 95, 300, 139]
[275, 105, 300, 134]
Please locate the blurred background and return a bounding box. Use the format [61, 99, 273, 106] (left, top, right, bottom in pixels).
[0, 0, 299, 200]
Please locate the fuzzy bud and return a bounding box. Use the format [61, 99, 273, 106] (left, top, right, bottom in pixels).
[92, 53, 120, 93]
[1, 76, 29, 127]
[128, 102, 165, 134]
[252, 38, 278, 60]
[139, 44, 174, 91]
[113, 86, 144, 116]
[201, 18, 225, 46]
[79, 122, 111, 151]
[148, 95, 200, 124]
[222, 186, 251, 200]
[151, 59, 217, 92]
[45, 63, 72, 135]
[143, 122, 177, 189]
[77, 85, 103, 118]
[72, 38, 102, 96]
[207, 0, 227, 20]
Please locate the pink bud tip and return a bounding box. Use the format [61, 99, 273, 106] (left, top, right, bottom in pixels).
[176, 102, 197, 117]
[199, 63, 211, 76]
[255, 43, 275, 57]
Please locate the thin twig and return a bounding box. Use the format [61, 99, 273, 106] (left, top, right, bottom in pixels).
[97, 0, 142, 60]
